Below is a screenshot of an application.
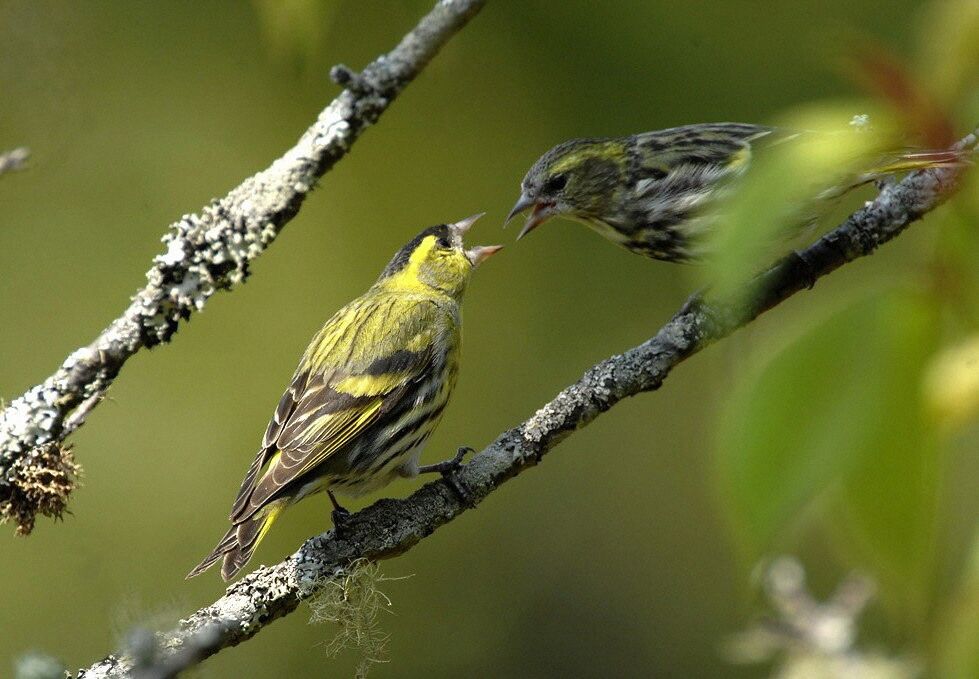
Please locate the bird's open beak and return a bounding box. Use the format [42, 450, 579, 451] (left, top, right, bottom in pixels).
[452, 213, 502, 266]
[505, 193, 535, 226]
[451, 212, 486, 236]
[465, 244, 504, 267]
[505, 192, 557, 240]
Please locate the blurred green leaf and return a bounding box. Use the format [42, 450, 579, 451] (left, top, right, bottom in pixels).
[923, 334, 979, 432]
[716, 290, 939, 575]
[251, 0, 338, 70]
[703, 102, 897, 298]
[937, 169, 979, 325]
[916, 0, 979, 108]
[936, 528, 979, 678]
[834, 400, 940, 629]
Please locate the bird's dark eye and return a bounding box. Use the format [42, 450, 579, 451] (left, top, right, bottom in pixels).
[437, 236, 451, 248]
[543, 173, 567, 193]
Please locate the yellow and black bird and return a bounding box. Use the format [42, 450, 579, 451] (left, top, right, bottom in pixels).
[188, 215, 501, 581]
[506, 122, 965, 262]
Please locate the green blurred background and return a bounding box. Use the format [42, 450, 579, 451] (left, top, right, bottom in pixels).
[1, 1, 978, 676]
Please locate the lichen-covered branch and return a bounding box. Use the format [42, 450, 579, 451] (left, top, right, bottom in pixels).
[0, 0, 487, 534]
[73, 129, 977, 679]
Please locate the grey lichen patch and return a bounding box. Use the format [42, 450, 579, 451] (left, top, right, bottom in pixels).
[521, 375, 604, 445]
[0, 441, 80, 535]
[521, 399, 573, 443]
[0, 385, 63, 455]
[307, 559, 406, 679]
[138, 201, 285, 347]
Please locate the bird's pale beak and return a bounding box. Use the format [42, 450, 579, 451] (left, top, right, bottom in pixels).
[450, 212, 486, 236]
[505, 192, 535, 226]
[465, 244, 504, 267]
[516, 203, 557, 240]
[506, 192, 557, 240]
[451, 213, 501, 266]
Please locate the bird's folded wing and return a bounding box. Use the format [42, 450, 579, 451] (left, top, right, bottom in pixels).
[228, 369, 309, 520]
[630, 123, 773, 196]
[230, 297, 444, 523]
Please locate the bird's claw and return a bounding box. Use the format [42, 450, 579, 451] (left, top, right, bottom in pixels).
[419, 446, 472, 475]
[328, 490, 353, 537]
[419, 446, 475, 507]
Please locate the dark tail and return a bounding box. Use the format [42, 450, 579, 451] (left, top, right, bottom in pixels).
[186, 505, 283, 581]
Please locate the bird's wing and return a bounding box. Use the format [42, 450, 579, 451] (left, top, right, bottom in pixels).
[230, 295, 447, 523]
[228, 368, 308, 520]
[631, 123, 773, 184]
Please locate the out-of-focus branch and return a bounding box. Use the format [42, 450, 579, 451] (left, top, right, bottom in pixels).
[0, 0, 487, 535]
[0, 146, 29, 175]
[73, 129, 977, 679]
[726, 556, 919, 678]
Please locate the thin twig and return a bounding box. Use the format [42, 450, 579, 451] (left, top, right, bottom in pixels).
[72, 129, 977, 679]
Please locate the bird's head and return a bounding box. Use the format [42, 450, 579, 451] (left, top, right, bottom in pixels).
[377, 214, 502, 298]
[506, 138, 628, 239]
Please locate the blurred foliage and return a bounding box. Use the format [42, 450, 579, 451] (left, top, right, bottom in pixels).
[936, 529, 979, 676]
[924, 334, 979, 432]
[0, 1, 976, 678]
[251, 0, 337, 72]
[712, 1, 979, 675]
[702, 102, 898, 297]
[727, 556, 920, 679]
[13, 653, 64, 679]
[716, 290, 939, 587]
[916, 0, 979, 111]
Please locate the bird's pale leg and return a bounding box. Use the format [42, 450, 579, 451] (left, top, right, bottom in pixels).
[418, 446, 475, 506]
[328, 489, 353, 535]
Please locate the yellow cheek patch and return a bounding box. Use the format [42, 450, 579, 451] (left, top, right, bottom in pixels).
[383, 235, 439, 293]
[406, 236, 436, 272]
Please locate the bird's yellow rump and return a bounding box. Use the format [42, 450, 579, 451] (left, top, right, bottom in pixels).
[188, 215, 501, 581]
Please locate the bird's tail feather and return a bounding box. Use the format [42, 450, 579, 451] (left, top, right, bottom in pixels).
[816, 148, 973, 202]
[186, 504, 284, 581]
[868, 148, 972, 177]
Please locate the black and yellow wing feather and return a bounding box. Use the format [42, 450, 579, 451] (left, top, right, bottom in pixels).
[232, 293, 446, 522]
[189, 292, 453, 580]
